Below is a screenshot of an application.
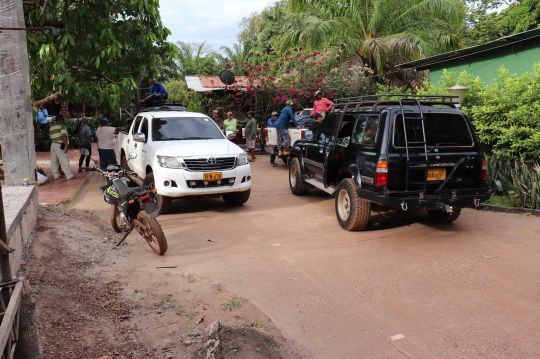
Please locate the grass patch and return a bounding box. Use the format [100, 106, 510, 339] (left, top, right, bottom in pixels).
[185, 310, 199, 322]
[487, 195, 517, 207]
[221, 296, 247, 311]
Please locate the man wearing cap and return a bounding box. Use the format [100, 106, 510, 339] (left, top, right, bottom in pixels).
[49, 116, 74, 180]
[275, 99, 298, 156]
[267, 111, 279, 166]
[95, 117, 121, 170]
[244, 111, 258, 162]
[223, 111, 238, 137]
[311, 90, 334, 117]
[211, 109, 223, 129]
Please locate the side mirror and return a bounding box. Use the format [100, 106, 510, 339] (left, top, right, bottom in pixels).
[128, 152, 137, 160]
[225, 131, 235, 140]
[133, 132, 146, 143]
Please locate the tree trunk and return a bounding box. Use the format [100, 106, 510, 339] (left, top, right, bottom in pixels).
[0, 0, 36, 185]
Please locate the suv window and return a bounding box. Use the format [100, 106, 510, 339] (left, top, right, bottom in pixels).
[131, 116, 142, 135]
[152, 117, 224, 141]
[316, 113, 338, 144]
[394, 113, 473, 148]
[140, 118, 149, 143]
[337, 114, 356, 147]
[353, 114, 379, 146]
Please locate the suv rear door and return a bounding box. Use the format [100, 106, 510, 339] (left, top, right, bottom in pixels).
[389, 110, 483, 192]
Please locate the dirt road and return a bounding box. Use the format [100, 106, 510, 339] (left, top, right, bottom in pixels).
[72, 158, 540, 358]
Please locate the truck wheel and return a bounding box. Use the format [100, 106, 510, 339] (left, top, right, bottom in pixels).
[427, 208, 462, 223]
[289, 157, 310, 195]
[222, 190, 250, 206]
[143, 172, 171, 214]
[335, 178, 370, 231]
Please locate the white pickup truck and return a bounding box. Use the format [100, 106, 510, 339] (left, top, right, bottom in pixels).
[117, 109, 251, 213]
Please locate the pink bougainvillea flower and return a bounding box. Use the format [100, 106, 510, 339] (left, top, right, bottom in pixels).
[312, 51, 319, 56]
[255, 65, 262, 71]
[243, 70, 250, 76]
[285, 68, 291, 74]
[293, 98, 299, 104]
[281, 96, 287, 102]
[289, 88, 297, 95]
[245, 63, 253, 68]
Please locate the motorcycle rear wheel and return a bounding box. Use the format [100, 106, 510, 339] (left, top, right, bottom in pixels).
[136, 211, 168, 255]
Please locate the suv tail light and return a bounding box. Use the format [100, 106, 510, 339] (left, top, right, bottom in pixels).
[375, 160, 388, 186]
[481, 158, 487, 182]
[300, 130, 305, 140]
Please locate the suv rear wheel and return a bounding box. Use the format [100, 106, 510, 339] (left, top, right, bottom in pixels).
[289, 157, 311, 195]
[427, 208, 462, 223]
[335, 178, 371, 231]
[143, 172, 172, 214]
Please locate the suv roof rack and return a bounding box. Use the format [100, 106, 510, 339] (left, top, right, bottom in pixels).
[138, 101, 187, 113]
[334, 94, 458, 111]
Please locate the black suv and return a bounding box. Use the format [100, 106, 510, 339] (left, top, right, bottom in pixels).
[288, 95, 491, 231]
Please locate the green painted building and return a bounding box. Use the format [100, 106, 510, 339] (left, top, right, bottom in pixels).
[399, 28, 540, 84]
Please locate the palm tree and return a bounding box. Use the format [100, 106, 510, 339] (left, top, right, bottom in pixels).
[281, 0, 464, 74]
[221, 43, 249, 72]
[176, 41, 224, 78]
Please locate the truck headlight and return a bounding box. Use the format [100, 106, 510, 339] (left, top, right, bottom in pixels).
[237, 153, 248, 166]
[158, 156, 185, 169]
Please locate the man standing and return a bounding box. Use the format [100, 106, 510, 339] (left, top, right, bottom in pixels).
[49, 117, 74, 180]
[244, 111, 257, 162]
[267, 111, 279, 167]
[78, 117, 93, 172]
[95, 118, 120, 170]
[311, 90, 334, 117]
[275, 100, 298, 156]
[223, 111, 238, 137]
[211, 109, 223, 129]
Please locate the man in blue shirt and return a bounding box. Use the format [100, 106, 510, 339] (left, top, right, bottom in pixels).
[275, 100, 298, 156]
[266, 111, 279, 166]
[143, 79, 168, 104]
[35, 106, 49, 133]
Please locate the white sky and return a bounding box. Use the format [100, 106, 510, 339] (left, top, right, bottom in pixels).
[159, 0, 278, 50]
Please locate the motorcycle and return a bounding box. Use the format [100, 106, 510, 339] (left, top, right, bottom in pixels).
[92, 154, 168, 255]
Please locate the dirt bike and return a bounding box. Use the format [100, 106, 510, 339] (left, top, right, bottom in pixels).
[92, 157, 168, 255]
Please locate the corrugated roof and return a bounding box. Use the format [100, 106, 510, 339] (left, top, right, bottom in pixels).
[397, 28, 540, 70]
[185, 75, 251, 92]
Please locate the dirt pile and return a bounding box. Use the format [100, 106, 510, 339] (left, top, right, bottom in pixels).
[22, 205, 300, 358]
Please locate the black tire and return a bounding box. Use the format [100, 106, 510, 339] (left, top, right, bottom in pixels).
[335, 178, 371, 231]
[289, 157, 311, 195]
[120, 151, 129, 170]
[111, 204, 129, 233]
[143, 172, 171, 214]
[136, 211, 168, 255]
[427, 208, 462, 223]
[222, 190, 250, 206]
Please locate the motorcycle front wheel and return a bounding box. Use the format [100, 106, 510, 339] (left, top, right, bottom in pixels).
[136, 211, 168, 255]
[111, 204, 130, 233]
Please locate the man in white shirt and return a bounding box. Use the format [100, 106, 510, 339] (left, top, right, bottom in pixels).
[95, 117, 120, 170]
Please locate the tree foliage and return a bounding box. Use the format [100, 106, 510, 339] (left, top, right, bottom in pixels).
[25, 0, 176, 113]
[462, 0, 540, 46]
[175, 41, 224, 78]
[278, 0, 465, 74]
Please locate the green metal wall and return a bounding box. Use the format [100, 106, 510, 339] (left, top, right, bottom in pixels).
[429, 40, 540, 84]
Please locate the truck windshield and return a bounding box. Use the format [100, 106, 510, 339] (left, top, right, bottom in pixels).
[152, 117, 224, 141]
[394, 113, 473, 148]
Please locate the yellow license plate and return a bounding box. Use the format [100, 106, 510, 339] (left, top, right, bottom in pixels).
[427, 168, 446, 181]
[203, 172, 222, 181]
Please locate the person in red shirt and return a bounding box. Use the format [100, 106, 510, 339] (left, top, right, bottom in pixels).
[311, 90, 334, 117]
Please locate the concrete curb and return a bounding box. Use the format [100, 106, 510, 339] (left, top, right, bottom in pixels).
[480, 203, 540, 217]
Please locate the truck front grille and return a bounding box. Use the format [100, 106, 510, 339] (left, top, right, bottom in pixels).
[186, 178, 235, 188]
[183, 157, 236, 171]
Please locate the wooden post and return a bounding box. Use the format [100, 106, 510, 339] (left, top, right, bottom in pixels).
[0, 183, 12, 282]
